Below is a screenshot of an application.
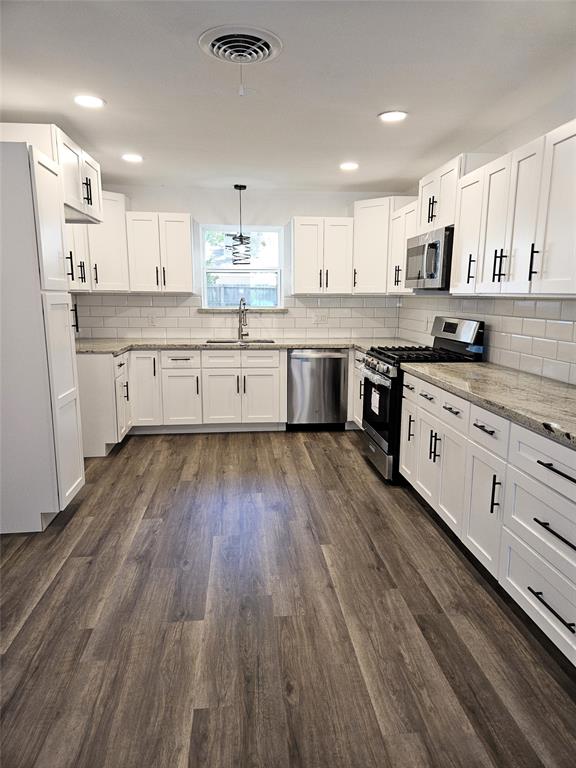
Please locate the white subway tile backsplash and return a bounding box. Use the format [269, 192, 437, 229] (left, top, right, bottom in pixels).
[545, 320, 573, 341]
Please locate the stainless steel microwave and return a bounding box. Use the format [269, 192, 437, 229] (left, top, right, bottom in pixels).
[405, 226, 454, 289]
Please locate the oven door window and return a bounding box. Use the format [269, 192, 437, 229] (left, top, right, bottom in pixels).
[406, 244, 424, 282]
[363, 377, 392, 450]
[424, 241, 440, 279]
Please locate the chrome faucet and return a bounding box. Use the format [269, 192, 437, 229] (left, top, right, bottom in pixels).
[238, 297, 249, 341]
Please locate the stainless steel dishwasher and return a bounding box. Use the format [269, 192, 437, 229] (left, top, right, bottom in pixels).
[287, 349, 348, 425]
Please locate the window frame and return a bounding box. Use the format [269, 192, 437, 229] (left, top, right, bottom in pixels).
[201, 224, 284, 310]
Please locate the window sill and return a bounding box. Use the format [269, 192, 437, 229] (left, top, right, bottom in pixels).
[197, 308, 288, 314]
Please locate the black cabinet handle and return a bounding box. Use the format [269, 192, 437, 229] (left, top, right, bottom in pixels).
[66, 251, 75, 281]
[162, 267, 166, 286]
[196, 375, 200, 395]
[325, 269, 329, 288]
[319, 269, 323, 289]
[82, 177, 91, 204]
[359, 380, 363, 399]
[428, 429, 434, 460]
[79, 261, 86, 283]
[466, 254, 476, 284]
[536, 460, 576, 485]
[489, 474, 501, 514]
[70, 303, 79, 332]
[124, 381, 130, 402]
[419, 392, 434, 402]
[527, 587, 575, 634]
[93, 263, 99, 284]
[407, 415, 415, 442]
[403, 383, 415, 392]
[155, 266, 159, 286]
[432, 433, 441, 463]
[491, 249, 499, 282]
[152, 357, 156, 376]
[236, 375, 240, 394]
[442, 404, 461, 416]
[497, 248, 507, 281]
[117, 362, 125, 368]
[353, 268, 357, 288]
[473, 422, 496, 436]
[430, 196, 437, 221]
[528, 243, 539, 281]
[533, 518, 576, 553]
[427, 197, 432, 223]
[170, 357, 191, 361]
[243, 375, 246, 394]
[87, 177, 92, 205]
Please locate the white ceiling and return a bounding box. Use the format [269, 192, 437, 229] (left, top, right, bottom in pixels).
[2, 1, 575, 193]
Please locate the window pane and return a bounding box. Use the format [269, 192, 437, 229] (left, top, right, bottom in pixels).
[204, 229, 280, 269]
[206, 271, 279, 308]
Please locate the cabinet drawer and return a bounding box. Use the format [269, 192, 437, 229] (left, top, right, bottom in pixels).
[402, 373, 419, 403]
[161, 350, 201, 368]
[508, 423, 576, 501]
[240, 349, 280, 368]
[415, 381, 442, 415]
[499, 528, 576, 664]
[437, 390, 470, 434]
[504, 466, 576, 583]
[202, 349, 242, 368]
[468, 404, 510, 458]
[114, 352, 129, 378]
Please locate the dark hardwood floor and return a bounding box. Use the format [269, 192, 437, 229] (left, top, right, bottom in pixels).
[1, 431, 575, 767]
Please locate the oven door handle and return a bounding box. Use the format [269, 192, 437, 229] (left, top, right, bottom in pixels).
[362, 369, 392, 389]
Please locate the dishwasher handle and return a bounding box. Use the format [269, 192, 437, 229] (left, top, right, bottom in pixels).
[289, 349, 348, 359]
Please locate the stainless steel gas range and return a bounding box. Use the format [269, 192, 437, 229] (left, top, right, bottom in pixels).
[361, 317, 485, 482]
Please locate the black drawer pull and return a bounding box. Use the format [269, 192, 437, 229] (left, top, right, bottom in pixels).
[442, 405, 461, 416]
[419, 392, 434, 402]
[407, 415, 414, 442]
[170, 357, 191, 361]
[527, 587, 575, 634]
[403, 383, 415, 392]
[536, 460, 576, 485]
[533, 518, 576, 553]
[117, 362, 125, 368]
[489, 474, 501, 514]
[473, 422, 496, 436]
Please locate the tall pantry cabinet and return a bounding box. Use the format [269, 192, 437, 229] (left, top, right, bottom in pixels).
[0, 143, 85, 532]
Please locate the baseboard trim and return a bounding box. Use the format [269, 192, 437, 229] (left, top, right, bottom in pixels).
[129, 423, 287, 435]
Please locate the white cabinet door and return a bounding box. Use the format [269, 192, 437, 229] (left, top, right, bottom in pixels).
[65, 224, 91, 291]
[201, 368, 242, 424]
[130, 351, 162, 425]
[127, 212, 161, 292]
[352, 368, 364, 427]
[417, 173, 438, 233]
[476, 155, 512, 294]
[42, 292, 85, 508]
[81, 151, 103, 222]
[532, 118, 576, 294]
[501, 137, 545, 294]
[57, 131, 85, 215]
[158, 213, 193, 293]
[415, 410, 440, 506]
[292, 217, 324, 294]
[88, 192, 130, 291]
[115, 373, 128, 441]
[161, 368, 202, 425]
[352, 198, 390, 294]
[462, 442, 506, 575]
[435, 156, 462, 229]
[324, 217, 353, 294]
[388, 200, 417, 294]
[242, 368, 280, 423]
[399, 400, 418, 483]
[450, 168, 484, 294]
[436, 422, 468, 536]
[30, 150, 67, 291]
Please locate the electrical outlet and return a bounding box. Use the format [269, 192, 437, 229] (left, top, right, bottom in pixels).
[316, 311, 329, 324]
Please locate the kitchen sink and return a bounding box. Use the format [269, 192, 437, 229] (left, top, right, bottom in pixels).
[205, 339, 276, 345]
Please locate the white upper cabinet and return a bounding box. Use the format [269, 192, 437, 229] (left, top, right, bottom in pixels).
[417, 155, 463, 233]
[501, 137, 545, 294]
[64, 224, 91, 291]
[323, 217, 353, 294]
[80, 150, 103, 222]
[387, 199, 418, 294]
[87, 192, 130, 292]
[127, 211, 193, 293]
[532, 118, 576, 294]
[450, 168, 484, 294]
[476, 154, 512, 293]
[30, 150, 68, 291]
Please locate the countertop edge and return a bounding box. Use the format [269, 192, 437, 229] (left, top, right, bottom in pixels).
[401, 363, 576, 452]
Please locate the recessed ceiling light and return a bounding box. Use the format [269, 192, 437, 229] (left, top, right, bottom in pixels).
[340, 161, 359, 171]
[74, 94, 105, 109]
[378, 110, 408, 123]
[122, 153, 143, 163]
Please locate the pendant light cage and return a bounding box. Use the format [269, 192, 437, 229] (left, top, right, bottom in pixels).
[227, 184, 251, 265]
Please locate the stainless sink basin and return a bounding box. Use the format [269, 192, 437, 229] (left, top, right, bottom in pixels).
[205, 339, 276, 345]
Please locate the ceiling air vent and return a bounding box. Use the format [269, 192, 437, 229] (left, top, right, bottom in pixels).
[198, 26, 282, 64]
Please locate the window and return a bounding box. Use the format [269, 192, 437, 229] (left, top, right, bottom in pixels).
[202, 226, 283, 309]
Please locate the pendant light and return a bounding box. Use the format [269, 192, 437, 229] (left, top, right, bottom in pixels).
[227, 184, 251, 264]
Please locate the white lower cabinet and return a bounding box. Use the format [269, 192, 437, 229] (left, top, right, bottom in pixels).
[399, 399, 418, 482]
[462, 442, 506, 576]
[115, 373, 129, 441]
[202, 368, 242, 424]
[436, 422, 468, 536]
[352, 368, 364, 428]
[162, 368, 202, 425]
[242, 368, 280, 423]
[131, 351, 162, 426]
[415, 411, 441, 506]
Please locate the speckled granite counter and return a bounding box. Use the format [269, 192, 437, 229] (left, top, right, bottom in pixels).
[76, 337, 418, 356]
[402, 362, 576, 451]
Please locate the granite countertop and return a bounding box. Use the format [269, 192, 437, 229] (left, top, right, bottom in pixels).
[402, 362, 576, 451]
[76, 336, 418, 356]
